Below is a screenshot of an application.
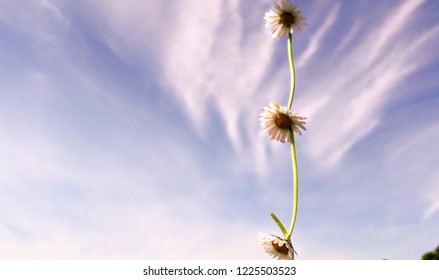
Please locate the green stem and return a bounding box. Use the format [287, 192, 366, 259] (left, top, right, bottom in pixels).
[287, 32, 296, 110]
[270, 32, 299, 241]
[286, 131, 299, 241]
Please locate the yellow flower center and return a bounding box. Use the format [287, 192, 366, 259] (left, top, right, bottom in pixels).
[272, 241, 290, 256]
[280, 13, 295, 27]
[274, 113, 292, 130]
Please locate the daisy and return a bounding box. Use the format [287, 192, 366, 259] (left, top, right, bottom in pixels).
[260, 102, 306, 143]
[264, 0, 306, 39]
[258, 233, 298, 260]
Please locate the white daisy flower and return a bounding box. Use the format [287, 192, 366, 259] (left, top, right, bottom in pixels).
[260, 102, 307, 143]
[258, 233, 298, 260]
[264, 0, 306, 39]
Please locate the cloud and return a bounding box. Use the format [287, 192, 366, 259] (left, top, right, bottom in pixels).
[0, 0, 274, 258]
[158, 1, 274, 150]
[296, 3, 341, 68]
[0, 95, 266, 258]
[299, 0, 439, 169]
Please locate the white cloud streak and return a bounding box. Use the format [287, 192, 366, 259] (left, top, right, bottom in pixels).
[296, 3, 341, 68]
[300, 0, 438, 169]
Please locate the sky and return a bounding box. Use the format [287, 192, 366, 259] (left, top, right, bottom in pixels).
[0, 0, 438, 260]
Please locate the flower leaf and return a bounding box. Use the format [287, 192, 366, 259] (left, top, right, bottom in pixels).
[270, 213, 289, 239]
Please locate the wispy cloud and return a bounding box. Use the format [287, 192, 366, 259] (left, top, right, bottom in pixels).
[300, 0, 439, 169]
[0, 0, 273, 259]
[296, 3, 341, 68]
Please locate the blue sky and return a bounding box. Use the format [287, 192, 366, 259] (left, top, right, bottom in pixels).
[0, 0, 438, 259]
